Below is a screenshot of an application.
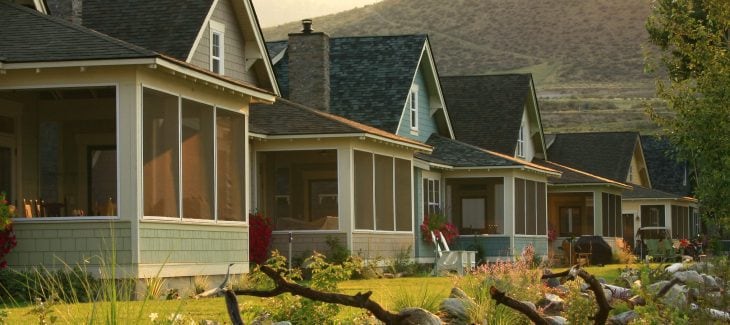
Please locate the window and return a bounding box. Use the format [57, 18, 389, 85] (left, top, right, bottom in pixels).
[514, 178, 546, 235]
[354, 150, 412, 231]
[641, 205, 665, 227]
[516, 123, 525, 158]
[559, 207, 581, 237]
[423, 178, 440, 216]
[210, 21, 225, 74]
[602, 193, 622, 237]
[142, 87, 246, 222]
[409, 86, 418, 131]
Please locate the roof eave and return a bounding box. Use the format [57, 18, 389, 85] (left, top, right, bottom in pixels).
[248, 132, 432, 152]
[548, 182, 633, 190]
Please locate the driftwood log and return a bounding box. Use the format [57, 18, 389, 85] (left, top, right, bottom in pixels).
[541, 265, 613, 324]
[489, 286, 548, 325]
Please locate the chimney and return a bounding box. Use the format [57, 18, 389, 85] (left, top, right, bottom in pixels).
[46, 0, 82, 25]
[287, 19, 330, 112]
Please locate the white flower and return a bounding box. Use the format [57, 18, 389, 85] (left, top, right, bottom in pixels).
[148, 312, 158, 322]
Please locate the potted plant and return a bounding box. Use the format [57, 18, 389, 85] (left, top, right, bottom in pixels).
[420, 212, 459, 245]
[0, 193, 17, 269]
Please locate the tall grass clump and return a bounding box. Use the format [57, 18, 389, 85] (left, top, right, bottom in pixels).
[456, 244, 546, 324]
[388, 282, 441, 313]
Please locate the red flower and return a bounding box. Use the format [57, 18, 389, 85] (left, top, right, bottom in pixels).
[249, 212, 273, 265]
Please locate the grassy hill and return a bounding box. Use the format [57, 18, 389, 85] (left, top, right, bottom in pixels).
[262, 0, 662, 132]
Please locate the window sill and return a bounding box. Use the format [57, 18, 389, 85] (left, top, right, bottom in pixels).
[410, 129, 419, 136]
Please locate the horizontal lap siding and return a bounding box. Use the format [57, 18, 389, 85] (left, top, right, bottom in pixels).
[352, 233, 414, 259]
[138, 222, 247, 265]
[453, 236, 510, 258]
[514, 236, 548, 258]
[9, 221, 132, 269]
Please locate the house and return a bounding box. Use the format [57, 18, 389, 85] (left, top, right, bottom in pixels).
[0, 0, 278, 291]
[546, 132, 698, 247]
[254, 23, 453, 261]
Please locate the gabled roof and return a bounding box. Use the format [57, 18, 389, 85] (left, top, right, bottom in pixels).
[0, 1, 156, 63]
[79, 0, 213, 61]
[536, 159, 631, 189]
[268, 34, 430, 133]
[546, 131, 640, 182]
[440, 74, 536, 156]
[640, 135, 693, 197]
[415, 134, 559, 175]
[250, 98, 431, 151]
[623, 184, 697, 203]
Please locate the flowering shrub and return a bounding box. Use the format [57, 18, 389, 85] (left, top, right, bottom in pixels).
[547, 228, 558, 242]
[0, 193, 17, 269]
[420, 212, 459, 245]
[249, 212, 272, 265]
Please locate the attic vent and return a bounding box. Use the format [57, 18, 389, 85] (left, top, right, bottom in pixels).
[301, 19, 313, 34]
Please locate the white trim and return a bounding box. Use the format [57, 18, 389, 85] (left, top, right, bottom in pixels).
[409, 84, 419, 131]
[248, 132, 431, 152]
[241, 0, 281, 96]
[209, 20, 225, 75]
[0, 58, 156, 70]
[271, 48, 287, 65]
[13, 216, 119, 222]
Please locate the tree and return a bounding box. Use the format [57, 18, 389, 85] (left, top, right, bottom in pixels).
[646, 0, 730, 236]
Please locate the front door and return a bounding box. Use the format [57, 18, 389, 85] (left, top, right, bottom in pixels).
[0, 115, 17, 206]
[622, 213, 635, 249]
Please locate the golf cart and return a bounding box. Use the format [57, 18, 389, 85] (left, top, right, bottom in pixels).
[635, 227, 678, 262]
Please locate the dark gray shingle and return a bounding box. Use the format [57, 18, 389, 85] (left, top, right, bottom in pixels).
[641, 135, 693, 197]
[416, 134, 520, 168]
[547, 131, 639, 182]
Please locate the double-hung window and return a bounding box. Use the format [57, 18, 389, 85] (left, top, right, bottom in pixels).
[423, 178, 440, 216]
[409, 85, 419, 131]
[516, 123, 525, 158]
[210, 21, 225, 75]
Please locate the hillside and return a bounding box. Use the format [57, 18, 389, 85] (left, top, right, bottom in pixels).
[262, 0, 662, 132]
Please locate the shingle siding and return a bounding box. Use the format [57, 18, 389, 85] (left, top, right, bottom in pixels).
[397, 68, 438, 142]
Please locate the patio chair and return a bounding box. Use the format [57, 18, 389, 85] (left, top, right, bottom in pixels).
[431, 231, 476, 276]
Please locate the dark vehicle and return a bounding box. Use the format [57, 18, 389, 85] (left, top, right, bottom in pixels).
[574, 235, 612, 266]
[634, 227, 677, 261]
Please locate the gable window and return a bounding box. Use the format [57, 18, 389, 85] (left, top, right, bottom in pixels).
[210, 21, 225, 75]
[516, 123, 525, 158]
[409, 85, 419, 131]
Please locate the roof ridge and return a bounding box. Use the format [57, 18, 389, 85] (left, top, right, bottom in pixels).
[3, 1, 155, 57]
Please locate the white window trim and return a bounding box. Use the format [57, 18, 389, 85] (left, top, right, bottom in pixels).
[210, 20, 225, 75]
[409, 85, 419, 131]
[517, 122, 525, 158]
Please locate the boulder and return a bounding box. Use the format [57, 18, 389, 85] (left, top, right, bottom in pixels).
[608, 310, 637, 325]
[399, 307, 442, 325]
[702, 274, 720, 290]
[545, 316, 567, 325]
[438, 288, 476, 324]
[537, 293, 564, 315]
[665, 262, 685, 274]
[673, 270, 703, 284]
[543, 269, 561, 288]
[603, 284, 633, 301]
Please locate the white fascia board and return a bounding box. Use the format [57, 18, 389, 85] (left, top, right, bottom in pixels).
[186, 0, 219, 63]
[250, 132, 432, 152]
[549, 182, 633, 190]
[154, 58, 276, 103]
[451, 165, 561, 177]
[242, 0, 281, 96]
[421, 41, 455, 139]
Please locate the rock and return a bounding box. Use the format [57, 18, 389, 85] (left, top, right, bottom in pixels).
[702, 274, 720, 290]
[673, 270, 703, 284]
[661, 284, 688, 306]
[598, 277, 607, 284]
[608, 310, 637, 325]
[273, 322, 292, 325]
[628, 295, 645, 307]
[665, 262, 685, 273]
[646, 280, 670, 294]
[399, 307, 441, 325]
[554, 285, 570, 295]
[603, 288, 613, 301]
[439, 288, 476, 324]
[545, 315, 567, 325]
[537, 293, 564, 315]
[543, 269, 561, 288]
[520, 301, 537, 311]
[603, 284, 633, 300]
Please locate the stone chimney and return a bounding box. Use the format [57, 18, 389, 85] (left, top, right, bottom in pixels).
[287, 19, 330, 112]
[46, 0, 82, 25]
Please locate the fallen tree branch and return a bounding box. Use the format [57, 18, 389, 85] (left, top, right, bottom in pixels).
[572, 268, 612, 324]
[233, 265, 404, 324]
[489, 286, 548, 325]
[540, 265, 576, 279]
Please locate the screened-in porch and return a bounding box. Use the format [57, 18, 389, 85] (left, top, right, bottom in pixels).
[0, 87, 118, 218]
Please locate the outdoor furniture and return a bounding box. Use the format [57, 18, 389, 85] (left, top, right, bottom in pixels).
[431, 231, 476, 276]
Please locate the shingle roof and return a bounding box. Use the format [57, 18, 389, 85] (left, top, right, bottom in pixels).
[439, 74, 532, 156]
[416, 134, 558, 175]
[535, 159, 630, 189]
[0, 1, 156, 63]
[546, 131, 639, 182]
[623, 184, 696, 202]
[268, 35, 427, 133]
[79, 0, 213, 60]
[250, 98, 429, 149]
[640, 135, 693, 197]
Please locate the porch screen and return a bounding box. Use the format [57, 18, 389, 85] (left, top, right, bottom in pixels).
[671, 205, 690, 239]
[641, 205, 665, 227]
[143, 87, 247, 221]
[354, 150, 374, 230]
[394, 158, 412, 231]
[216, 110, 245, 221]
[448, 178, 504, 234]
[375, 155, 394, 231]
[143, 88, 180, 218]
[514, 178, 547, 235]
[601, 193, 622, 237]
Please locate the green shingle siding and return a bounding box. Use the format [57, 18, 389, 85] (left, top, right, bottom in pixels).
[398, 68, 438, 142]
[138, 222, 248, 265]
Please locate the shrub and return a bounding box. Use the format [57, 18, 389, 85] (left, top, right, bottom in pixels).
[249, 212, 273, 265]
[0, 193, 17, 269]
[324, 236, 350, 265]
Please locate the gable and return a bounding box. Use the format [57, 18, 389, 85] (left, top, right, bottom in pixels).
[395, 67, 442, 142]
[547, 132, 639, 183]
[627, 139, 651, 187]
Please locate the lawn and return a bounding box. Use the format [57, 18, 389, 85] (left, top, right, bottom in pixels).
[2, 264, 628, 323]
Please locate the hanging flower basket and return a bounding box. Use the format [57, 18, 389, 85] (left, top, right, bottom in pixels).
[420, 212, 459, 245]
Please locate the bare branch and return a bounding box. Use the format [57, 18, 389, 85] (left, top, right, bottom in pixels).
[489, 286, 549, 325]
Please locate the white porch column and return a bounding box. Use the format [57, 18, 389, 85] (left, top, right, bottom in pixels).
[503, 175, 514, 249]
[339, 145, 353, 251]
[593, 191, 603, 235]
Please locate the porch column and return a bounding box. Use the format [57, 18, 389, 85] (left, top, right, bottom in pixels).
[116, 80, 141, 267]
[593, 191, 603, 235]
[503, 176, 514, 250]
[339, 145, 353, 251]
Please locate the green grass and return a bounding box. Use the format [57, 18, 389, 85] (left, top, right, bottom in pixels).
[2, 264, 629, 323]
